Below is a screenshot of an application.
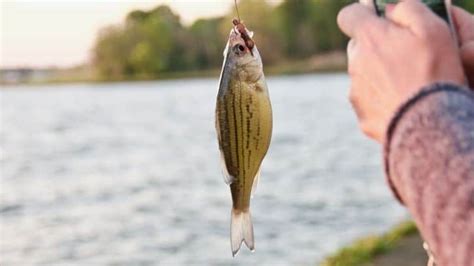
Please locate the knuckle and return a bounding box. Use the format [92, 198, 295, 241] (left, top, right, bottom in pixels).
[360, 121, 371, 135]
[348, 83, 359, 100]
[349, 90, 357, 105]
[348, 88, 363, 118]
[360, 122, 376, 138]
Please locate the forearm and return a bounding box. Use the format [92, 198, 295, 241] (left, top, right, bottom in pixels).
[384, 83, 474, 266]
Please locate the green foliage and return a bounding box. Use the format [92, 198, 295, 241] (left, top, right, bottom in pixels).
[91, 1, 355, 79]
[321, 221, 418, 266]
[91, 0, 474, 80]
[278, 0, 315, 57]
[190, 17, 225, 69]
[93, 26, 130, 79]
[92, 1, 356, 80]
[456, 0, 474, 13]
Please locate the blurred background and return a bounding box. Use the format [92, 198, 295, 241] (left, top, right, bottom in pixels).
[1, 0, 473, 265]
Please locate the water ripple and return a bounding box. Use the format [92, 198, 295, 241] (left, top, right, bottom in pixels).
[0, 74, 406, 266]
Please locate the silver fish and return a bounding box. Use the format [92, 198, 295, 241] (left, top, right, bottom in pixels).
[215, 20, 273, 256]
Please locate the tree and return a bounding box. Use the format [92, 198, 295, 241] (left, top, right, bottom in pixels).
[93, 25, 129, 79]
[278, 0, 317, 57]
[312, 0, 353, 52]
[91, 1, 362, 80]
[190, 17, 225, 69]
[93, 5, 188, 79]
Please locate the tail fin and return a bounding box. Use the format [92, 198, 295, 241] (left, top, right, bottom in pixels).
[231, 208, 255, 257]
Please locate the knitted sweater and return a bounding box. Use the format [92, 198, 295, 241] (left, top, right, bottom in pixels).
[384, 83, 474, 266]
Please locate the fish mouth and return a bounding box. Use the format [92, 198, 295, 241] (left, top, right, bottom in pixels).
[229, 20, 254, 56]
[227, 31, 251, 58]
[229, 29, 246, 48]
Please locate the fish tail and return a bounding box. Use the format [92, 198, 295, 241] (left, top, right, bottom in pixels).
[230, 208, 255, 257]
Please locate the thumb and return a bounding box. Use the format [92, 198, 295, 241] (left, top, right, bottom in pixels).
[451, 6, 474, 46]
[386, 0, 446, 36]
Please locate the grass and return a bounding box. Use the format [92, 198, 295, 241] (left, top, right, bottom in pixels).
[320, 221, 418, 266]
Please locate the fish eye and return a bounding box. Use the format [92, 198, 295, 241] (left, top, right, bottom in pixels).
[233, 44, 246, 54]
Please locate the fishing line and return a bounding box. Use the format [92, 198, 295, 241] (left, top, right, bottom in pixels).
[234, 0, 241, 22]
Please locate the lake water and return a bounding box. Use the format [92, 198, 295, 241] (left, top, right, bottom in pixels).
[0, 74, 407, 265]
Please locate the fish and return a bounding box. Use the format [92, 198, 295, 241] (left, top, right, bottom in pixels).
[215, 19, 273, 257]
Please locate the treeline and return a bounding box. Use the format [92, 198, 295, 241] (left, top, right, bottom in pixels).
[92, 0, 474, 80]
[92, 0, 352, 79]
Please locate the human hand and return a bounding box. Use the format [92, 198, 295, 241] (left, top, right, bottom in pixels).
[337, 0, 466, 143]
[452, 6, 474, 88]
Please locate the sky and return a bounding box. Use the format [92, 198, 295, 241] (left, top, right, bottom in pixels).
[0, 0, 234, 68]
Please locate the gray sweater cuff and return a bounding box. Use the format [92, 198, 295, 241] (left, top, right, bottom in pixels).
[384, 83, 474, 205]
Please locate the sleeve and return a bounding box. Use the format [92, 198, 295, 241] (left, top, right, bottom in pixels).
[384, 83, 474, 266]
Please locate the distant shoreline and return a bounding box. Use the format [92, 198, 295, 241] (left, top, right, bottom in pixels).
[1, 51, 347, 88]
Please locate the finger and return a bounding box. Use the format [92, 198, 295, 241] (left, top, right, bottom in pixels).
[348, 75, 370, 122]
[347, 39, 366, 77]
[387, 0, 446, 36]
[451, 6, 474, 45]
[349, 85, 365, 121]
[349, 85, 382, 142]
[347, 39, 357, 74]
[461, 42, 474, 88]
[337, 3, 389, 38]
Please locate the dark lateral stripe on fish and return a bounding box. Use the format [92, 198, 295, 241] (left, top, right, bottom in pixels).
[229, 91, 239, 175]
[240, 87, 248, 208]
[222, 93, 233, 175]
[256, 118, 261, 151]
[246, 95, 253, 171]
[245, 97, 252, 149]
[222, 99, 233, 177]
[239, 84, 247, 206]
[225, 85, 267, 207]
